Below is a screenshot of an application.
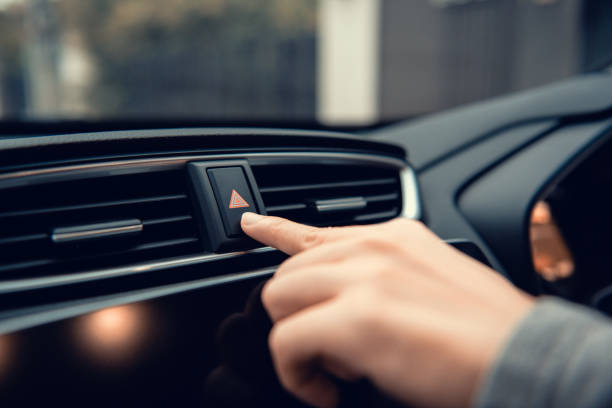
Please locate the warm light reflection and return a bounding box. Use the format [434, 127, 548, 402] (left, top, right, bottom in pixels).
[0, 334, 14, 381]
[76, 304, 150, 365]
[530, 201, 575, 281]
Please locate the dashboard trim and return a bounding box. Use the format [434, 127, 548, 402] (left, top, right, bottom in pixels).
[401, 167, 421, 220]
[0, 151, 421, 293]
[0, 151, 405, 186]
[0, 247, 277, 294]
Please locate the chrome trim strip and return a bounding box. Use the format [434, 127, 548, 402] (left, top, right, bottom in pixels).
[315, 197, 367, 213]
[0, 246, 277, 294]
[401, 167, 421, 220]
[0, 151, 407, 187]
[52, 221, 143, 243]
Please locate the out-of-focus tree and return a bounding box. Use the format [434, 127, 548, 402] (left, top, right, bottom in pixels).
[55, 0, 317, 119]
[0, 3, 26, 116]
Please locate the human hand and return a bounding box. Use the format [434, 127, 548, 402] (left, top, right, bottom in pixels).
[241, 213, 535, 408]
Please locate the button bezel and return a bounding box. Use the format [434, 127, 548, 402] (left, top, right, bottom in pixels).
[188, 160, 266, 252]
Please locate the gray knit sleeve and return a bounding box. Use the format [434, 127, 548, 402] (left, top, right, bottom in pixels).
[474, 297, 612, 408]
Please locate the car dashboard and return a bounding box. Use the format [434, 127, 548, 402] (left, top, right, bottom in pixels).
[0, 128, 422, 407]
[2, 70, 612, 406]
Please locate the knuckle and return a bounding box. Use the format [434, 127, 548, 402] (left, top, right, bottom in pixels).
[268, 322, 291, 360]
[341, 286, 384, 329]
[261, 280, 280, 313]
[371, 263, 399, 281]
[275, 255, 304, 277]
[274, 261, 291, 277]
[354, 234, 400, 254]
[301, 229, 325, 249]
[355, 234, 385, 248]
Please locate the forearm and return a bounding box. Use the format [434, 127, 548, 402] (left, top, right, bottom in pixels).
[474, 297, 612, 408]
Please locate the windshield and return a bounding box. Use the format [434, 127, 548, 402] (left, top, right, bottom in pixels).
[0, 0, 610, 126]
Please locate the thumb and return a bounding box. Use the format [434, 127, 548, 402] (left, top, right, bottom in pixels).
[241, 213, 328, 255]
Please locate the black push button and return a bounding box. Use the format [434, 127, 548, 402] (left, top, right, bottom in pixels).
[188, 160, 265, 252]
[207, 167, 259, 237]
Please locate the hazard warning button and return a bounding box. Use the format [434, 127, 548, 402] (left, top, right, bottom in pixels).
[207, 167, 259, 237]
[228, 189, 250, 209]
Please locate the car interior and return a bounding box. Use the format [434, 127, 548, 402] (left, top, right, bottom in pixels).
[1, 0, 612, 407]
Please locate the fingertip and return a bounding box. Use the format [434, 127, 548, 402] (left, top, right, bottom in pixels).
[241, 212, 264, 229]
[240, 213, 323, 255]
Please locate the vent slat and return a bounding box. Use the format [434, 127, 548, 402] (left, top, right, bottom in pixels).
[0, 238, 200, 276]
[0, 259, 55, 274]
[364, 193, 400, 203]
[264, 195, 399, 215]
[0, 233, 47, 246]
[0, 169, 202, 278]
[307, 209, 400, 227]
[143, 215, 193, 226]
[253, 163, 402, 227]
[354, 209, 400, 222]
[265, 203, 308, 212]
[133, 237, 199, 251]
[0, 194, 187, 219]
[259, 177, 396, 193]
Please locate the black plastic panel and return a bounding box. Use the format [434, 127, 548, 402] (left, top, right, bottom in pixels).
[0, 276, 276, 408]
[0, 128, 406, 172]
[459, 120, 612, 294]
[409, 121, 556, 279]
[188, 160, 266, 252]
[0, 237, 494, 408]
[373, 73, 612, 170]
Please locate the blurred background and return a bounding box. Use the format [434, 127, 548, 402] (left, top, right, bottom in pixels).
[0, 0, 610, 126]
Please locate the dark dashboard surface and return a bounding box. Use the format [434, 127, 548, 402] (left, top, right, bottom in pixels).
[0, 275, 282, 407]
[0, 242, 488, 408]
[0, 128, 413, 407]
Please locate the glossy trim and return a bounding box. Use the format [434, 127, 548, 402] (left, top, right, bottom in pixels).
[0, 246, 276, 294]
[315, 197, 367, 213]
[51, 220, 143, 243]
[401, 167, 421, 219]
[0, 151, 406, 187]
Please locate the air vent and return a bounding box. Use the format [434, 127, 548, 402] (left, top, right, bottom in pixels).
[252, 162, 402, 226]
[0, 170, 202, 279]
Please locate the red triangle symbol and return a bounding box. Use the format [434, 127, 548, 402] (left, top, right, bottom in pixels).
[228, 189, 250, 209]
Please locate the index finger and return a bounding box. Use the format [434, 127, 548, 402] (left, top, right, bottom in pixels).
[241, 213, 330, 255]
[240, 212, 354, 255]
